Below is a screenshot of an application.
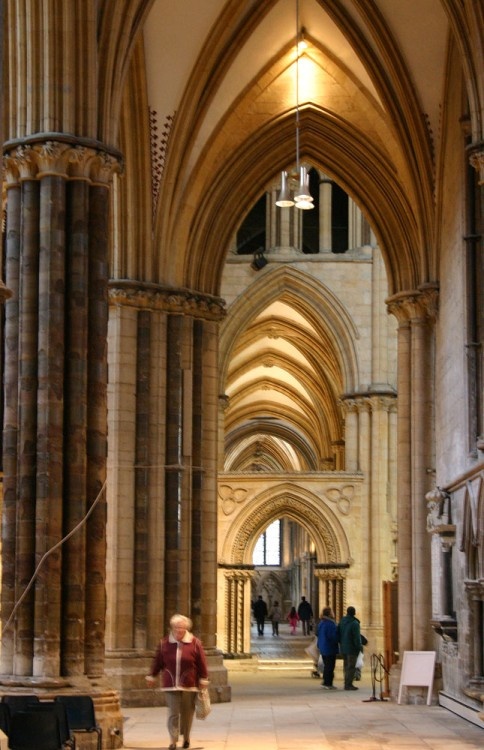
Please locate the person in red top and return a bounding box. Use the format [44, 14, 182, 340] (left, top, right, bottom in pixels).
[146, 613, 209, 749]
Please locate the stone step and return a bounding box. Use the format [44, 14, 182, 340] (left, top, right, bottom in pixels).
[225, 657, 316, 672]
[259, 661, 316, 671]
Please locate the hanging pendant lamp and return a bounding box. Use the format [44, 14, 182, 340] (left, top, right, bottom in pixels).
[275, 0, 314, 210]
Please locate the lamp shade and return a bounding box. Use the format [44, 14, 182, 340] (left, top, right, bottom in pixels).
[294, 166, 314, 203]
[295, 197, 314, 210]
[275, 171, 295, 207]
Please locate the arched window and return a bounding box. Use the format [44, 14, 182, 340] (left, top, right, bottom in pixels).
[253, 519, 281, 565]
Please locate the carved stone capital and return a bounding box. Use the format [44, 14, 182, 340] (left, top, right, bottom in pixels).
[3, 141, 122, 184]
[109, 280, 226, 321]
[468, 142, 484, 185]
[340, 392, 397, 414]
[314, 564, 349, 581]
[426, 486, 452, 533]
[386, 285, 439, 324]
[219, 394, 230, 411]
[221, 568, 255, 582]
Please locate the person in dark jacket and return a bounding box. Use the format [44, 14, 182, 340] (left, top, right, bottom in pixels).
[297, 596, 314, 635]
[146, 613, 209, 749]
[316, 607, 339, 689]
[337, 605, 363, 690]
[253, 594, 268, 636]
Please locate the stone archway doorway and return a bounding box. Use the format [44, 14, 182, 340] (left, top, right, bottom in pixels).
[217, 483, 352, 656]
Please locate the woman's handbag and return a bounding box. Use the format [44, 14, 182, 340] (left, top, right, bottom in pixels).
[195, 688, 211, 720]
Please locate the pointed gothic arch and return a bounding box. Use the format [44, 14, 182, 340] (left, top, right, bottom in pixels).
[219, 264, 359, 392]
[222, 483, 350, 566]
[218, 480, 354, 654]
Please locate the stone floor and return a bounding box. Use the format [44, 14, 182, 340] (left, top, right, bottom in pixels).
[122, 625, 484, 749]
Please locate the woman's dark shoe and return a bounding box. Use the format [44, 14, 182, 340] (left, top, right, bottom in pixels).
[169, 745, 176, 749]
[183, 742, 190, 749]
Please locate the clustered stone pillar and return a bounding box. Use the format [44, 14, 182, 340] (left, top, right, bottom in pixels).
[340, 392, 397, 640]
[220, 567, 254, 655]
[314, 566, 348, 622]
[387, 287, 438, 654]
[105, 284, 230, 704]
[1, 140, 119, 684]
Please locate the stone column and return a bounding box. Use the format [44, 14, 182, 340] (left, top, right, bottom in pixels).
[358, 398, 371, 628]
[341, 399, 358, 472]
[218, 394, 230, 470]
[388, 401, 398, 574]
[220, 567, 254, 655]
[314, 566, 348, 622]
[341, 390, 396, 646]
[368, 395, 394, 634]
[390, 303, 412, 653]
[387, 287, 438, 653]
[410, 310, 433, 649]
[319, 178, 332, 252]
[1, 141, 120, 681]
[348, 200, 363, 249]
[105, 284, 230, 704]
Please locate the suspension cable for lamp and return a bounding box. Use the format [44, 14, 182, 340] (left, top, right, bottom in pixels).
[275, 0, 314, 209]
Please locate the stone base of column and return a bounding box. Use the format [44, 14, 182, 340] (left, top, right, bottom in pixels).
[205, 648, 232, 703]
[0, 676, 123, 749]
[104, 649, 231, 707]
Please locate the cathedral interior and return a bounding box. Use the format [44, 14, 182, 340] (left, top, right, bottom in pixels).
[0, 0, 483, 744]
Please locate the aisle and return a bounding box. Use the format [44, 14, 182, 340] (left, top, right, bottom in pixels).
[122, 668, 483, 749]
[122, 625, 484, 749]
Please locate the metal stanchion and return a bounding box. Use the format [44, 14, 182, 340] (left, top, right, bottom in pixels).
[363, 653, 390, 702]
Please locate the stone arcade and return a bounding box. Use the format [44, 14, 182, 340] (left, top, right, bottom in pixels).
[0, 1, 482, 746]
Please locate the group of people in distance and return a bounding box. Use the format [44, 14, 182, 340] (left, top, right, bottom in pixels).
[253, 595, 366, 691]
[253, 594, 314, 636]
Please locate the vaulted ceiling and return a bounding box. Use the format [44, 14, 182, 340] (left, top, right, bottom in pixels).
[112, 0, 481, 476]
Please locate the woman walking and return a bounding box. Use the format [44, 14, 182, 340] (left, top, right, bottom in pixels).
[146, 613, 209, 749]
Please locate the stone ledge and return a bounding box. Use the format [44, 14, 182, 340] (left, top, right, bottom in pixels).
[439, 691, 484, 729]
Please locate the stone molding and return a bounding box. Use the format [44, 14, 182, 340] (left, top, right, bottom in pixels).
[219, 484, 251, 515]
[230, 494, 341, 564]
[109, 280, 226, 321]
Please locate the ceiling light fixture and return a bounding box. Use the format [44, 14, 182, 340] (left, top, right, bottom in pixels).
[275, 0, 314, 210]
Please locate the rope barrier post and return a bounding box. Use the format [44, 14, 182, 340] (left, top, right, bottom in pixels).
[363, 653, 389, 703]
